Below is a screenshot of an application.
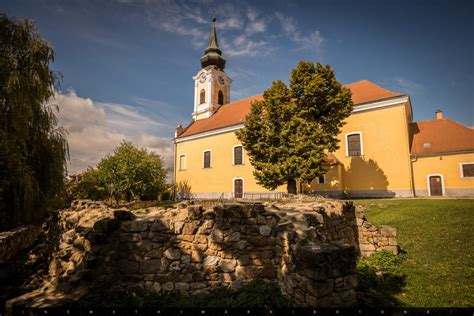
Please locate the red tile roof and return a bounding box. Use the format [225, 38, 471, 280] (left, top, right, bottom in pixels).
[409, 119, 474, 155]
[178, 80, 402, 138]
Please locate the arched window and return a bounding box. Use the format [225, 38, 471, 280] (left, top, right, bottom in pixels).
[218, 90, 224, 106]
[200, 89, 206, 104]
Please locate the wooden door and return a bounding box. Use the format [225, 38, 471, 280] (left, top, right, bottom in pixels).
[429, 176, 443, 196]
[234, 179, 243, 198]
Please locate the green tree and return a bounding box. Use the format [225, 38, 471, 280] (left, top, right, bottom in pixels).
[0, 14, 68, 230]
[76, 142, 167, 202]
[237, 61, 353, 194]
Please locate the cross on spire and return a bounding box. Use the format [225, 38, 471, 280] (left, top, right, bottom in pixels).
[200, 14, 225, 70]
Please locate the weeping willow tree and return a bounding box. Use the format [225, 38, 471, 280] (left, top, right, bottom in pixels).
[0, 14, 68, 230]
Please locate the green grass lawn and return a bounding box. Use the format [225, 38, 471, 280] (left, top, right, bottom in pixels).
[354, 198, 474, 307]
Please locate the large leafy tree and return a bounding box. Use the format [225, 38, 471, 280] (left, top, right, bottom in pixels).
[75, 142, 167, 202]
[0, 14, 68, 230]
[237, 61, 353, 194]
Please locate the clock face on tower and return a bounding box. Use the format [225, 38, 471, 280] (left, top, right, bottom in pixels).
[218, 76, 225, 85]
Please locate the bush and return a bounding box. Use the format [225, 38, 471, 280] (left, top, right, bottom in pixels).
[174, 180, 192, 200]
[72, 141, 167, 202]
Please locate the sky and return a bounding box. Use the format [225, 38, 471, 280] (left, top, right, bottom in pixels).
[2, 0, 473, 174]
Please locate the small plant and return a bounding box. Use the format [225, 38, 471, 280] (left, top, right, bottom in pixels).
[174, 180, 193, 200]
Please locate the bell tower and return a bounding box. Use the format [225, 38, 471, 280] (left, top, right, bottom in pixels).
[192, 15, 232, 121]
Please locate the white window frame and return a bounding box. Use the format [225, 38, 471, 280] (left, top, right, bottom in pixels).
[232, 177, 245, 198]
[179, 154, 186, 171]
[232, 144, 245, 165]
[426, 174, 445, 196]
[202, 149, 212, 169]
[459, 162, 474, 179]
[345, 131, 364, 157]
[317, 174, 327, 184]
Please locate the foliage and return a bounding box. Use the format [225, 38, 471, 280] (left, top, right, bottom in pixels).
[356, 199, 474, 307]
[0, 14, 68, 230]
[236, 61, 353, 194]
[174, 180, 193, 200]
[74, 141, 167, 202]
[75, 279, 288, 309]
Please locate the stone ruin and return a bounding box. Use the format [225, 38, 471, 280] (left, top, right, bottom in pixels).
[4, 197, 398, 310]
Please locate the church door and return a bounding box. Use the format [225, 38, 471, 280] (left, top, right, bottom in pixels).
[234, 179, 243, 199]
[429, 175, 443, 196]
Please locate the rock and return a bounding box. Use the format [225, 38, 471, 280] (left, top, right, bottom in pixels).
[121, 220, 148, 232]
[187, 206, 203, 220]
[117, 260, 139, 274]
[182, 222, 198, 235]
[162, 282, 174, 292]
[259, 225, 272, 236]
[235, 266, 262, 279]
[380, 226, 397, 237]
[175, 282, 190, 294]
[93, 218, 120, 233]
[164, 248, 181, 261]
[113, 210, 135, 221]
[180, 254, 191, 265]
[226, 231, 240, 242]
[344, 274, 357, 290]
[210, 230, 224, 243]
[150, 222, 167, 231]
[174, 221, 185, 234]
[203, 255, 220, 267]
[219, 259, 237, 273]
[169, 261, 182, 271]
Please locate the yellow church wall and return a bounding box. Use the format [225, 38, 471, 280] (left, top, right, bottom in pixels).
[412, 152, 474, 197]
[332, 102, 413, 197]
[306, 164, 343, 194]
[175, 130, 286, 198]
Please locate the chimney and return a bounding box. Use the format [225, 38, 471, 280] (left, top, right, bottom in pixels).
[436, 109, 443, 120]
[175, 124, 184, 138]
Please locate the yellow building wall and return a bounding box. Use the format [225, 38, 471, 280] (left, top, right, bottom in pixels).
[306, 165, 342, 193]
[412, 153, 474, 197]
[175, 131, 286, 198]
[332, 102, 413, 197]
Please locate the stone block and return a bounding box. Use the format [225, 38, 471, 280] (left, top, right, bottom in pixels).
[150, 222, 167, 231]
[164, 248, 181, 260]
[121, 220, 149, 232]
[93, 218, 120, 233]
[187, 205, 203, 220]
[175, 282, 190, 294]
[182, 222, 198, 235]
[139, 259, 161, 273]
[343, 274, 357, 290]
[307, 279, 334, 298]
[259, 225, 272, 236]
[235, 266, 262, 279]
[191, 251, 204, 263]
[210, 230, 224, 243]
[117, 260, 139, 274]
[219, 259, 237, 273]
[162, 282, 174, 292]
[113, 210, 135, 221]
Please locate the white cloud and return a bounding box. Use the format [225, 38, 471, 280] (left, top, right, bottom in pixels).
[51, 90, 174, 176]
[394, 77, 424, 94]
[275, 12, 324, 50]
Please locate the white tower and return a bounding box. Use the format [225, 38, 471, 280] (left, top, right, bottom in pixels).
[192, 16, 232, 121]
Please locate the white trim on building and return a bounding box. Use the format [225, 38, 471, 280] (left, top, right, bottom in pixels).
[345, 131, 364, 157]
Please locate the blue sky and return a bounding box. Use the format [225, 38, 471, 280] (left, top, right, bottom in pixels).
[2, 0, 473, 172]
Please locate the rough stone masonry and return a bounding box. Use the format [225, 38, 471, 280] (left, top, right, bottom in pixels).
[6, 197, 397, 310]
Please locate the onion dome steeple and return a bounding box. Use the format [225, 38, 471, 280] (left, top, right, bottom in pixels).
[200, 15, 226, 70]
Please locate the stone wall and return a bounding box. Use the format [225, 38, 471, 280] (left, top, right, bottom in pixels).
[0, 225, 40, 265]
[355, 207, 398, 256]
[7, 197, 396, 309]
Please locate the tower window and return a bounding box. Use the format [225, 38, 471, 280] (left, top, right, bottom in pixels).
[200, 89, 206, 104]
[218, 90, 224, 106]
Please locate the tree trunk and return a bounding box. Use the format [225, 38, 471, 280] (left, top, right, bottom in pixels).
[287, 179, 297, 194]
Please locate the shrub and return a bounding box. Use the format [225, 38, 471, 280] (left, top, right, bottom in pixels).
[174, 180, 192, 200]
[72, 141, 167, 202]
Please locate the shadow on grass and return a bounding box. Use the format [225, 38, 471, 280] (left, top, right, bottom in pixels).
[356, 252, 407, 307]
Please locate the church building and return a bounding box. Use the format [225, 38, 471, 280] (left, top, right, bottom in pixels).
[173, 17, 474, 199]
